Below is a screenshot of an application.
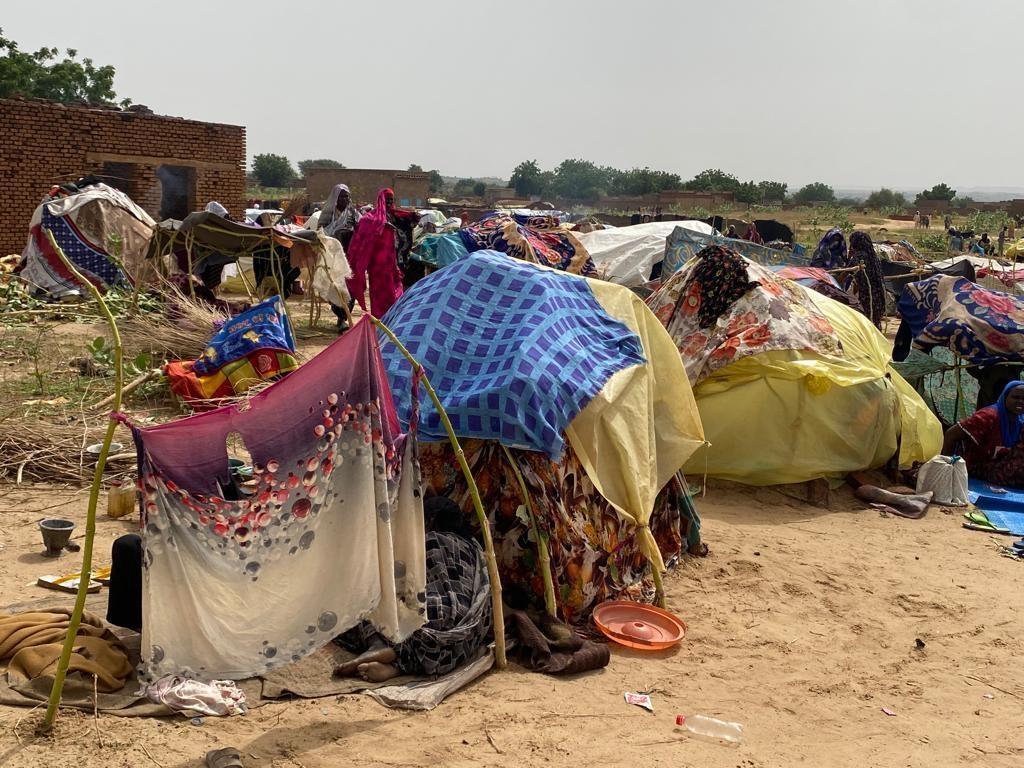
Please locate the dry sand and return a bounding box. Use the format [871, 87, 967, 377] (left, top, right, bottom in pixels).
[1, 478, 1022, 768]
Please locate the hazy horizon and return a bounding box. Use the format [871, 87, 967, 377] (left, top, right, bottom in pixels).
[3, 0, 1021, 192]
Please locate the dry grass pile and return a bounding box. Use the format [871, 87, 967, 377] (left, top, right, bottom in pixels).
[118, 285, 227, 362]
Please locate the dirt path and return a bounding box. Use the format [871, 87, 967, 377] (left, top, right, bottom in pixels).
[1, 479, 1021, 768]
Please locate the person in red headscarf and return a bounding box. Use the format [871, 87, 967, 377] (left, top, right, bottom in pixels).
[345, 188, 419, 318]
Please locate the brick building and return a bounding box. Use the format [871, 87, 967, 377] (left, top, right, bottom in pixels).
[0, 97, 246, 256]
[305, 167, 431, 209]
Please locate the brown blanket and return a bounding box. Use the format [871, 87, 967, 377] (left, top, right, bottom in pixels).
[0, 608, 132, 692]
[506, 610, 610, 674]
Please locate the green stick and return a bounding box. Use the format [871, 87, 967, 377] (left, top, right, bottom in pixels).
[372, 317, 506, 668]
[41, 229, 124, 731]
[500, 444, 557, 617]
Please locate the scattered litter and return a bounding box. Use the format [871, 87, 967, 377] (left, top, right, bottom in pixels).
[881, 707, 897, 717]
[624, 692, 654, 712]
[914, 638, 925, 650]
[190, 717, 204, 726]
[983, 693, 995, 700]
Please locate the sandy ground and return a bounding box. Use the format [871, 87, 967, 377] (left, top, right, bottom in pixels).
[1, 477, 1022, 768]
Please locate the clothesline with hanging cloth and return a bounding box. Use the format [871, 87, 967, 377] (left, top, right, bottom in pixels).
[125, 317, 428, 681]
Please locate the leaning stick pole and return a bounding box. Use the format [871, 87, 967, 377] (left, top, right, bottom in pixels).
[372, 317, 506, 668]
[41, 230, 125, 731]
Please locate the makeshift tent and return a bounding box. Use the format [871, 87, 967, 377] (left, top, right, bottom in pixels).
[380, 251, 705, 619]
[649, 251, 942, 485]
[18, 183, 155, 298]
[575, 220, 717, 288]
[662, 225, 810, 278]
[458, 213, 597, 276]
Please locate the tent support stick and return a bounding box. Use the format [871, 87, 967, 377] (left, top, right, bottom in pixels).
[372, 317, 507, 669]
[41, 230, 124, 732]
[650, 558, 666, 608]
[500, 444, 557, 618]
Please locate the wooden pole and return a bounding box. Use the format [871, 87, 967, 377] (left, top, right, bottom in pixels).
[41, 229, 124, 731]
[500, 444, 557, 618]
[372, 317, 506, 668]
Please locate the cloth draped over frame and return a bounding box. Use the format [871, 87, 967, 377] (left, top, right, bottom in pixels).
[648, 246, 843, 385]
[164, 296, 299, 407]
[954, 381, 1024, 486]
[380, 251, 647, 459]
[18, 182, 154, 297]
[131, 317, 427, 681]
[897, 275, 1024, 366]
[458, 213, 598, 276]
[811, 229, 885, 326]
[662, 224, 809, 278]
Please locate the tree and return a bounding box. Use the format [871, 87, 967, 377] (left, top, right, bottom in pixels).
[427, 169, 444, 193]
[473, 181, 487, 197]
[297, 158, 344, 177]
[735, 180, 761, 204]
[756, 180, 788, 203]
[407, 163, 423, 172]
[915, 183, 956, 204]
[683, 168, 741, 193]
[0, 28, 125, 105]
[864, 188, 907, 209]
[609, 167, 683, 196]
[453, 178, 476, 196]
[793, 182, 835, 204]
[550, 159, 608, 199]
[509, 160, 547, 197]
[252, 154, 296, 187]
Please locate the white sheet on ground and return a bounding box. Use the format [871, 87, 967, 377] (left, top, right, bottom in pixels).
[576, 220, 718, 287]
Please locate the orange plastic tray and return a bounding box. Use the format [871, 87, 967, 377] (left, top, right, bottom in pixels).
[592, 600, 687, 650]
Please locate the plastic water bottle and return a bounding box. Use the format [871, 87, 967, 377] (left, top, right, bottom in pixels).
[675, 714, 744, 745]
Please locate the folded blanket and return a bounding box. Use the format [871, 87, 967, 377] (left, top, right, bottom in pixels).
[0, 608, 132, 692]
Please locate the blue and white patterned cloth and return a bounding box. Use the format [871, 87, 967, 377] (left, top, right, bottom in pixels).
[40, 207, 128, 290]
[380, 251, 645, 458]
[663, 227, 810, 278]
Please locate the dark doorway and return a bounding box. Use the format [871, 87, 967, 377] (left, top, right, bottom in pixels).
[99, 162, 139, 197]
[156, 165, 196, 220]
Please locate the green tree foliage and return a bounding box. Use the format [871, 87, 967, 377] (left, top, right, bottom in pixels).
[864, 188, 907, 209]
[757, 180, 788, 203]
[453, 178, 476, 196]
[252, 154, 296, 187]
[0, 28, 124, 105]
[608, 167, 682, 196]
[407, 164, 423, 172]
[793, 182, 836, 204]
[915, 183, 956, 203]
[473, 181, 487, 197]
[297, 158, 344, 177]
[427, 170, 444, 193]
[550, 159, 608, 199]
[509, 160, 547, 197]
[683, 168, 741, 193]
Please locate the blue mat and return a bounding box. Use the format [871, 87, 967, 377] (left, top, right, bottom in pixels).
[968, 478, 1024, 535]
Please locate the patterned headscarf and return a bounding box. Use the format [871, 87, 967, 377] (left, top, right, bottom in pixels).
[995, 380, 1024, 447]
[811, 228, 848, 270]
[683, 245, 761, 328]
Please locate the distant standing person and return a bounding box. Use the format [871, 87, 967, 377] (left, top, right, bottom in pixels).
[999, 225, 1008, 258]
[317, 183, 361, 332]
[944, 213, 952, 231]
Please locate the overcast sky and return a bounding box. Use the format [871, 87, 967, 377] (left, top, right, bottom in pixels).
[4, 0, 1022, 191]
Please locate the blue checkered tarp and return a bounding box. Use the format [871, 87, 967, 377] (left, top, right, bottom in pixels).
[41, 208, 127, 289]
[380, 251, 645, 457]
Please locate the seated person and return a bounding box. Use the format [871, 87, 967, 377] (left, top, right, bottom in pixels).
[943, 381, 1024, 486]
[333, 497, 492, 682]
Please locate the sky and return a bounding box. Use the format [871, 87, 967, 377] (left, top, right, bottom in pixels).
[3, 0, 1022, 192]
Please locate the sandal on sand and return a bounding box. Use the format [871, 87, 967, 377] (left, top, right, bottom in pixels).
[206, 747, 243, 768]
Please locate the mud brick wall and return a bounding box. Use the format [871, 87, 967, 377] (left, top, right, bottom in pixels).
[0, 97, 246, 255]
[305, 168, 431, 209]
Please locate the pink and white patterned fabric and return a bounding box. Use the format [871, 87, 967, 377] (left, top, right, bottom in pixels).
[647, 255, 843, 384]
[132, 318, 426, 681]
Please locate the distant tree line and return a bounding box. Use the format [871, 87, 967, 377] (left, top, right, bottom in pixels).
[251, 156, 444, 193]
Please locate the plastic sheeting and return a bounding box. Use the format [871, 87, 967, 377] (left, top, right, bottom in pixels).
[683, 286, 942, 485]
[576, 221, 716, 287]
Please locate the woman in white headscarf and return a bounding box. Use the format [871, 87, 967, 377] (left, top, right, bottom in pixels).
[317, 184, 361, 332]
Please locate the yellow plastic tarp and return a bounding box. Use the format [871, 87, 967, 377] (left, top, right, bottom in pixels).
[566, 280, 705, 571]
[683, 286, 942, 485]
